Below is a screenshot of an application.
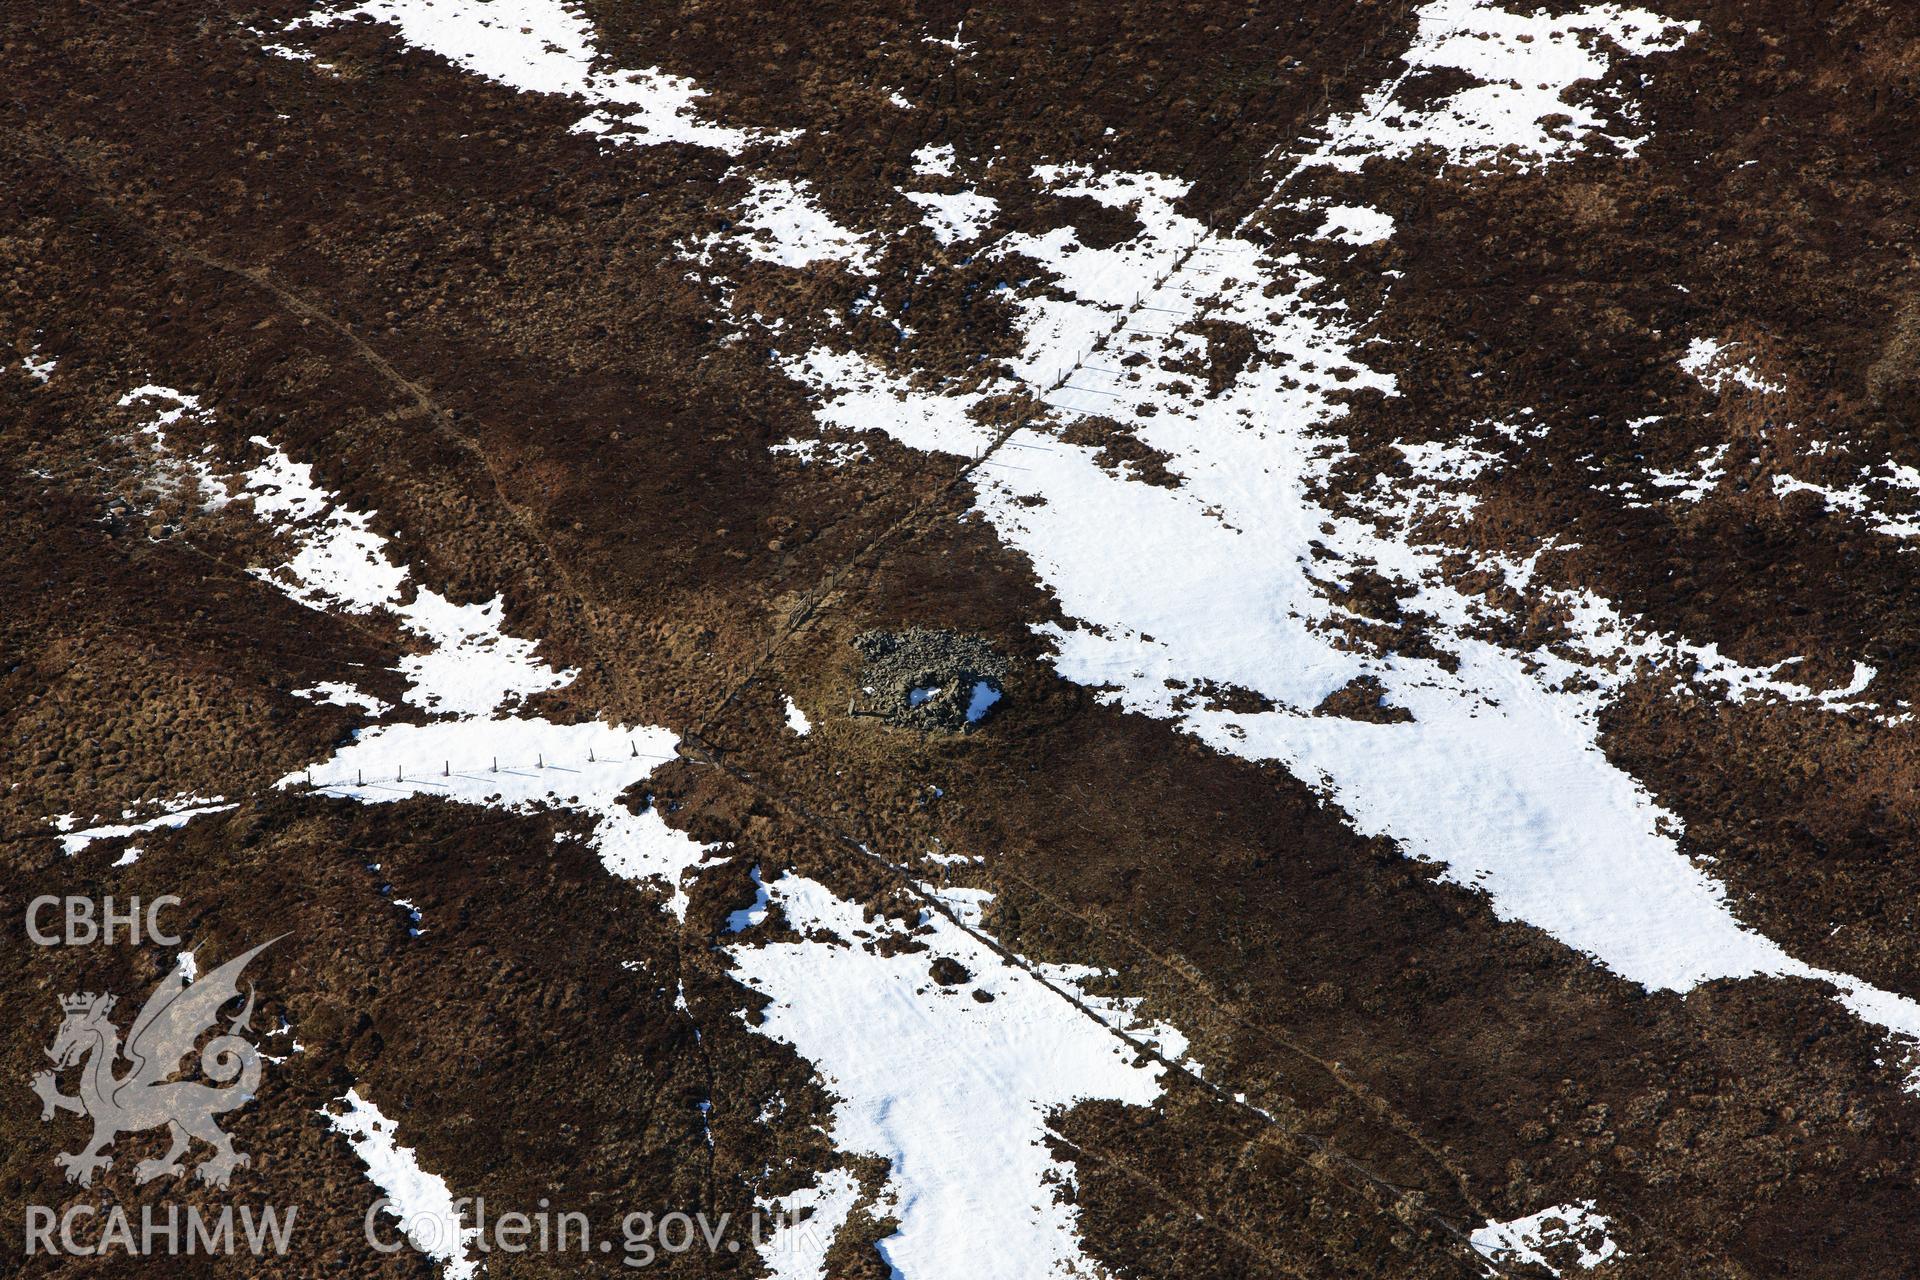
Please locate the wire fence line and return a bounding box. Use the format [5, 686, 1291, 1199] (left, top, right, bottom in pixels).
[17, 742, 697, 845]
[295, 740, 687, 795]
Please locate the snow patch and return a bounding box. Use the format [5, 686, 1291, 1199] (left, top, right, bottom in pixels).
[1680, 336, 1785, 396]
[57, 799, 237, 856]
[1472, 1201, 1620, 1275]
[1300, 0, 1697, 173]
[118, 385, 715, 918]
[726, 865, 772, 933]
[770, 436, 869, 466]
[756, 1168, 860, 1280]
[1647, 442, 1729, 503]
[1771, 470, 1920, 541]
[726, 873, 1166, 1279]
[905, 189, 999, 246]
[289, 0, 771, 153]
[782, 696, 813, 736]
[774, 56, 1920, 1079]
[701, 179, 874, 271]
[325, 1089, 480, 1278]
[911, 143, 956, 177]
[235, 433, 573, 719]
[293, 681, 390, 715]
[1316, 204, 1395, 245]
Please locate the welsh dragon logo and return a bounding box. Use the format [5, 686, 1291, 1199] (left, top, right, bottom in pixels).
[32, 938, 279, 1189]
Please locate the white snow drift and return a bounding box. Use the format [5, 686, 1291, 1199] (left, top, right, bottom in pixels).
[286, 0, 772, 152]
[771, 5, 1920, 1074]
[729, 874, 1169, 1280]
[326, 1089, 481, 1279]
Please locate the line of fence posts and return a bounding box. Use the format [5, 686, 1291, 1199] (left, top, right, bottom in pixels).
[301, 740, 674, 792]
